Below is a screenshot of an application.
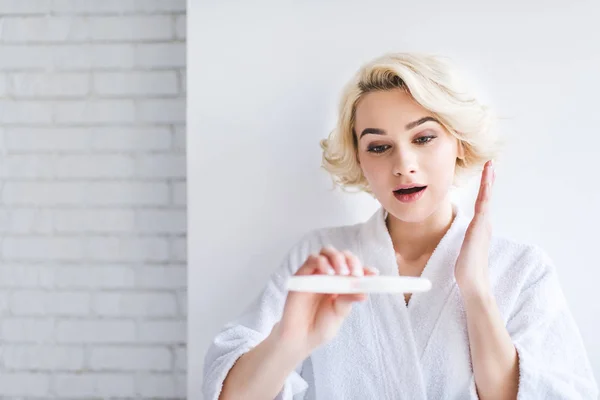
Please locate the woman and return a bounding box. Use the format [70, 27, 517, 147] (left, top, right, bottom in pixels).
[202, 52, 598, 399]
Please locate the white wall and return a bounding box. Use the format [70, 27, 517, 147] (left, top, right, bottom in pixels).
[0, 1, 186, 398]
[189, 1, 600, 398]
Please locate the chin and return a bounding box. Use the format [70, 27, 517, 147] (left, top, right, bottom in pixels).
[385, 192, 444, 224]
[387, 204, 431, 223]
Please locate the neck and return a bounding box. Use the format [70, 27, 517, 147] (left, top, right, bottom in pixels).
[386, 200, 455, 261]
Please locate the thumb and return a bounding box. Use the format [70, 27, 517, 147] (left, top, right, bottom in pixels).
[333, 293, 366, 316]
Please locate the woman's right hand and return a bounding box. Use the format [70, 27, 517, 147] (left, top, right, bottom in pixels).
[274, 246, 379, 355]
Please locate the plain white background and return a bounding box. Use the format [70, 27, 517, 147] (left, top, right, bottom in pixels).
[189, 1, 600, 398]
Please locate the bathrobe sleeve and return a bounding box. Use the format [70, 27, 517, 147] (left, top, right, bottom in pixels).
[202, 232, 317, 400]
[506, 246, 599, 399]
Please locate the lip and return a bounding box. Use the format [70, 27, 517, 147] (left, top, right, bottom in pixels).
[393, 183, 426, 191]
[393, 186, 427, 203]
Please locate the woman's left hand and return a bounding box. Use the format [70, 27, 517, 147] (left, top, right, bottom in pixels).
[454, 160, 496, 298]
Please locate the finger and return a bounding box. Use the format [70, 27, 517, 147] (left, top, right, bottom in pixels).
[475, 160, 494, 216]
[363, 266, 380, 276]
[295, 254, 321, 276]
[333, 294, 366, 316]
[342, 250, 363, 277]
[339, 293, 367, 302]
[314, 254, 335, 275]
[320, 246, 350, 275]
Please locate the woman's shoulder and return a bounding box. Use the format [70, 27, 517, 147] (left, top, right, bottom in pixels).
[489, 233, 557, 289]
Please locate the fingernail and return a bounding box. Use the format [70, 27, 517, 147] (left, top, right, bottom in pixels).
[371, 267, 380, 275]
[340, 265, 350, 275]
[352, 269, 364, 277]
[327, 268, 335, 275]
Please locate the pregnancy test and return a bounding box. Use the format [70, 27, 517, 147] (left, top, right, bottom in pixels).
[286, 275, 432, 294]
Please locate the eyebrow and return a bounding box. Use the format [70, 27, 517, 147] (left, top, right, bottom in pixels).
[359, 116, 440, 139]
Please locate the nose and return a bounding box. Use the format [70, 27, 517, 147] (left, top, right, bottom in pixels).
[392, 147, 418, 176]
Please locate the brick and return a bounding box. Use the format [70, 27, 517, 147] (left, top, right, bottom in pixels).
[85, 236, 170, 262]
[10, 290, 90, 316]
[90, 127, 172, 151]
[2, 236, 168, 262]
[0, 292, 9, 315]
[174, 346, 186, 371]
[0, 45, 52, 69]
[54, 100, 136, 124]
[89, 346, 171, 371]
[176, 289, 187, 316]
[0, 373, 50, 397]
[1, 318, 55, 342]
[84, 182, 170, 206]
[10, 72, 89, 98]
[52, 265, 136, 289]
[135, 43, 185, 68]
[93, 71, 178, 96]
[3, 181, 169, 206]
[54, 373, 136, 397]
[136, 98, 185, 123]
[56, 320, 136, 344]
[0, 154, 56, 179]
[54, 209, 136, 233]
[0, 207, 54, 234]
[135, 153, 185, 178]
[179, 68, 186, 93]
[0, 265, 54, 288]
[175, 373, 186, 397]
[0, 45, 43, 69]
[53, 44, 136, 70]
[172, 181, 186, 206]
[2, 237, 87, 261]
[89, 16, 173, 41]
[136, 265, 186, 289]
[4, 128, 91, 151]
[0, 16, 89, 43]
[54, 154, 135, 178]
[137, 373, 179, 397]
[0, 1, 51, 15]
[0, 264, 136, 289]
[2, 182, 87, 206]
[135, 209, 186, 234]
[93, 292, 178, 317]
[51, 0, 137, 14]
[135, 0, 186, 13]
[3, 345, 84, 370]
[173, 124, 186, 150]
[170, 237, 187, 262]
[0, 74, 7, 97]
[138, 320, 186, 343]
[0, 100, 53, 124]
[0, 44, 132, 71]
[175, 15, 186, 39]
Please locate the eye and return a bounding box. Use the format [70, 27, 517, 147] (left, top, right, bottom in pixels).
[366, 144, 390, 154]
[414, 135, 436, 145]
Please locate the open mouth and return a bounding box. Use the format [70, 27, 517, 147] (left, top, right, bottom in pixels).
[393, 186, 427, 195]
[393, 186, 427, 203]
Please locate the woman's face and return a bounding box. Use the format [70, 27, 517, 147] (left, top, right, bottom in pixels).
[355, 88, 462, 223]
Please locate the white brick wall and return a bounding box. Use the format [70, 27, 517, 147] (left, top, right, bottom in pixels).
[0, 1, 187, 398]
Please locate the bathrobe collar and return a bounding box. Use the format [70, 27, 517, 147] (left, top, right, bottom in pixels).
[359, 202, 470, 355]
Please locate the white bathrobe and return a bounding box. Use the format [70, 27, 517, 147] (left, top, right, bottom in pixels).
[202, 204, 598, 399]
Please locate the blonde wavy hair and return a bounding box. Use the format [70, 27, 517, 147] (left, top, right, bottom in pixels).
[320, 52, 501, 195]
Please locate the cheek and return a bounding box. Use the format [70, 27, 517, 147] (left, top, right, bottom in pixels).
[427, 142, 459, 179]
[359, 158, 387, 186]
